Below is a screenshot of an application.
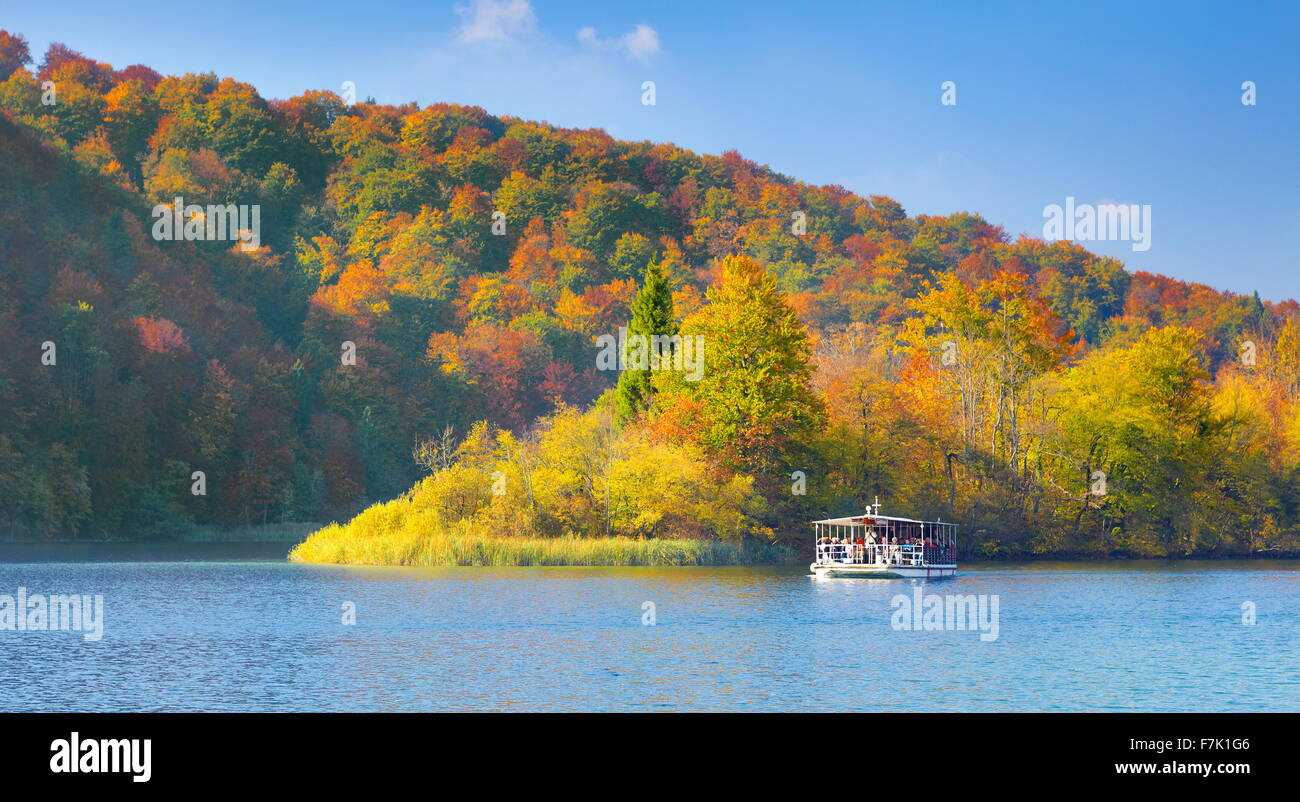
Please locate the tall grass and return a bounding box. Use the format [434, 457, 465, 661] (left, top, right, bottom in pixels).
[290, 523, 798, 566]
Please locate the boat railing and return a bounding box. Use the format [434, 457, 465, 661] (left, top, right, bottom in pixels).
[814, 542, 954, 567]
[814, 542, 856, 563]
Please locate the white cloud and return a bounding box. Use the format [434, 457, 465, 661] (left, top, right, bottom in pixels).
[576, 23, 661, 63]
[425, 6, 662, 122]
[621, 24, 661, 62]
[456, 0, 537, 44]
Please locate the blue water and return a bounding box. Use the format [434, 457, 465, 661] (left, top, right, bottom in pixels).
[2, 548, 1297, 711]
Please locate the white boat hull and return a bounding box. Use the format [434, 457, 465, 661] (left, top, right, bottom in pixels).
[810, 562, 957, 579]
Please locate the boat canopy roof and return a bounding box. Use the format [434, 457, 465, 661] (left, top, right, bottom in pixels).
[812, 514, 953, 526]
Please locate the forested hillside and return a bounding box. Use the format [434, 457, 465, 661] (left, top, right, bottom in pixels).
[2, 31, 1298, 556]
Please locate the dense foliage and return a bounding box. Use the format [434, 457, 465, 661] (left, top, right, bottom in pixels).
[3, 32, 1298, 557]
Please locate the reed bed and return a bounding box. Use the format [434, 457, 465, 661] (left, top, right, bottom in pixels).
[289, 523, 797, 566]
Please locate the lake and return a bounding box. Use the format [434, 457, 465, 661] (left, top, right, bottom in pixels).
[2, 545, 1297, 712]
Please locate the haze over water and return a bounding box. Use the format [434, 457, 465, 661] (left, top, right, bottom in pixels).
[2, 547, 1297, 712]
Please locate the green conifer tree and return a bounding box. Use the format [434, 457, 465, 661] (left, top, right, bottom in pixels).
[615, 258, 676, 422]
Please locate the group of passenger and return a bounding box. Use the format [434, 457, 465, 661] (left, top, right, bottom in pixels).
[815, 532, 953, 563]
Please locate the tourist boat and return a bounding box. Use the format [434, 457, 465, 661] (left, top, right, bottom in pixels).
[810, 501, 957, 579]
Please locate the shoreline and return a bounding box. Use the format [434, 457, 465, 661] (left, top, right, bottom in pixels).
[5, 537, 1300, 568]
[6, 530, 1300, 564]
[1, 522, 321, 546]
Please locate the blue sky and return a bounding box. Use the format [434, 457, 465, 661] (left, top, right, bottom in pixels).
[5, 0, 1298, 300]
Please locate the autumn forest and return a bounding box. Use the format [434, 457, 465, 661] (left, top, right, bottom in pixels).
[2, 31, 1299, 560]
